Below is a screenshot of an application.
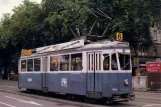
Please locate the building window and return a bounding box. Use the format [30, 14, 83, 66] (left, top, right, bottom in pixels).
[103, 54, 110, 70]
[60, 55, 69, 71]
[71, 53, 82, 71]
[50, 56, 59, 71]
[34, 58, 41, 71]
[21, 60, 26, 72]
[27, 59, 33, 72]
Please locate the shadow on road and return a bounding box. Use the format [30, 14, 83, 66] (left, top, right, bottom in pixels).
[19, 90, 135, 107]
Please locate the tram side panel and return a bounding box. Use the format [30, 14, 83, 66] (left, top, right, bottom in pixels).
[46, 73, 86, 95]
[102, 72, 132, 98]
[102, 73, 116, 97]
[19, 73, 42, 90]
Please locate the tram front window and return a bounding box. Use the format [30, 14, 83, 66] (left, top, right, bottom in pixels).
[118, 53, 131, 70]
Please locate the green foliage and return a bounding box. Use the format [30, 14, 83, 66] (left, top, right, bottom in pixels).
[0, 0, 161, 73]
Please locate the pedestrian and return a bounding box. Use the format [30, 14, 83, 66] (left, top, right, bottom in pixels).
[1, 68, 4, 80]
[10, 70, 15, 80]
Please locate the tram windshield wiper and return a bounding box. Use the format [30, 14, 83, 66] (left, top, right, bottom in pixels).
[122, 61, 130, 70]
[118, 53, 131, 70]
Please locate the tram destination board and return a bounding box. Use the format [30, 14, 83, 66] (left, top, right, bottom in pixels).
[36, 39, 84, 53]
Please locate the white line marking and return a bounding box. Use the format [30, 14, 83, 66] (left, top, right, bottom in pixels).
[0, 102, 16, 107]
[143, 104, 161, 107]
[4, 96, 43, 106]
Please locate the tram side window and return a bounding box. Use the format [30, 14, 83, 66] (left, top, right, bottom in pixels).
[27, 59, 33, 72]
[111, 53, 118, 70]
[103, 54, 110, 70]
[60, 55, 69, 71]
[21, 60, 26, 72]
[50, 56, 59, 71]
[71, 53, 82, 71]
[34, 58, 41, 71]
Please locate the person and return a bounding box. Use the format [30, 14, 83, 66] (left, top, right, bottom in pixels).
[1, 68, 5, 80]
[10, 70, 15, 80]
[111, 59, 118, 70]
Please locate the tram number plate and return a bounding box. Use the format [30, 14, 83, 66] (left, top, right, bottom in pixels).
[112, 88, 118, 91]
[87, 92, 101, 98]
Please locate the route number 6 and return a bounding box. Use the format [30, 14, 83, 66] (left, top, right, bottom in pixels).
[116, 32, 123, 41]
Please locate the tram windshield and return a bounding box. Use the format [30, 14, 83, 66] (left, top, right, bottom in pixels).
[118, 53, 131, 70]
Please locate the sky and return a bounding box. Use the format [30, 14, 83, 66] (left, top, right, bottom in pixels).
[0, 0, 42, 18]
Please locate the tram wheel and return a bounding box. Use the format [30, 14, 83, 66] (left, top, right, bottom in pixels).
[84, 97, 91, 103]
[105, 99, 114, 105]
[66, 95, 75, 101]
[26, 89, 32, 93]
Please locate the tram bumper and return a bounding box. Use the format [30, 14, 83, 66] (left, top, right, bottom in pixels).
[111, 92, 135, 102]
[129, 93, 135, 100]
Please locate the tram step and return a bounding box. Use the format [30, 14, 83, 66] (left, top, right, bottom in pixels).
[42, 87, 48, 93]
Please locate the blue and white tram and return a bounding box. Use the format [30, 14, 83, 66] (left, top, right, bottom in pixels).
[18, 39, 135, 103]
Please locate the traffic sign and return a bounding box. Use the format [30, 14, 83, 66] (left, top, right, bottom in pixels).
[116, 32, 123, 41]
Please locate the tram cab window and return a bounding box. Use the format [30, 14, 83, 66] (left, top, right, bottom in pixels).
[50, 56, 59, 71]
[118, 53, 131, 70]
[111, 53, 118, 70]
[60, 55, 69, 71]
[103, 54, 110, 70]
[27, 59, 33, 72]
[21, 60, 26, 72]
[71, 53, 82, 71]
[34, 58, 41, 71]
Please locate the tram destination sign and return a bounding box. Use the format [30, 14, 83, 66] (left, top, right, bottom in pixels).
[36, 39, 84, 53]
[21, 49, 32, 56]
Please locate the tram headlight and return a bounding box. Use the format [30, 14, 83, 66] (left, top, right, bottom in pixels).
[124, 79, 129, 86]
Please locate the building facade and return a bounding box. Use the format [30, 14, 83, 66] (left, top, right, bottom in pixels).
[132, 26, 161, 76]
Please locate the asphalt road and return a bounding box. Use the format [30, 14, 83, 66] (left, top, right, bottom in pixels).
[0, 80, 161, 107]
[0, 91, 77, 107]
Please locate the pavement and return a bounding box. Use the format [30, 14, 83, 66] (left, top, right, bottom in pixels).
[0, 91, 78, 107]
[0, 80, 161, 107]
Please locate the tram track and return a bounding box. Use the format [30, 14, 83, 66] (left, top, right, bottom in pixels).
[134, 92, 161, 103]
[135, 91, 161, 96]
[134, 98, 161, 104]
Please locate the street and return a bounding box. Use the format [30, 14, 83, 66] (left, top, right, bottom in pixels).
[0, 80, 161, 107]
[0, 91, 77, 107]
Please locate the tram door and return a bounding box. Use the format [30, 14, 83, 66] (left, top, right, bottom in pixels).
[87, 52, 102, 98]
[42, 57, 48, 91]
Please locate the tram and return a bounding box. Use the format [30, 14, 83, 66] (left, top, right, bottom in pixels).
[18, 39, 135, 103]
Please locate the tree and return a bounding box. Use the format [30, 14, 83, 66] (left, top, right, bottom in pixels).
[0, 0, 161, 74]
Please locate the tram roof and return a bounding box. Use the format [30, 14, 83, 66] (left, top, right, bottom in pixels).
[21, 39, 129, 57]
[82, 39, 129, 49]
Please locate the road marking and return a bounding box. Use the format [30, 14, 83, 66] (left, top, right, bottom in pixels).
[0, 102, 16, 107]
[143, 104, 161, 107]
[4, 96, 43, 106]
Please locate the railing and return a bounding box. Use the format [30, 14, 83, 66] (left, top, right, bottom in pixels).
[132, 76, 161, 91]
[132, 76, 148, 91]
[7, 74, 18, 81]
[148, 82, 161, 91]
